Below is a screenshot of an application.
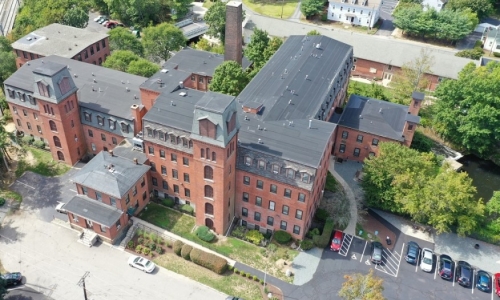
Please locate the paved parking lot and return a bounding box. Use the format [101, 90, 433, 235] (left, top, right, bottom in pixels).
[376, 0, 398, 36]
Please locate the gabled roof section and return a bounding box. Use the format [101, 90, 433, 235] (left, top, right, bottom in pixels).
[64, 195, 123, 227]
[71, 151, 150, 199]
[195, 91, 235, 114]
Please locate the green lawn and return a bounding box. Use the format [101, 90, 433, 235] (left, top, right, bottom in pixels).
[15, 146, 70, 177]
[138, 203, 195, 236]
[349, 80, 395, 102]
[325, 171, 337, 192]
[242, 0, 299, 19]
[0, 189, 22, 202]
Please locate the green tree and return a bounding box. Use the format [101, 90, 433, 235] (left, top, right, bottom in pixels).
[104, 0, 168, 26]
[170, 0, 193, 21]
[263, 37, 283, 62]
[390, 49, 434, 105]
[301, 0, 324, 18]
[447, 0, 493, 19]
[0, 275, 6, 300]
[204, 1, 227, 44]
[0, 37, 16, 98]
[102, 50, 139, 72]
[61, 6, 89, 28]
[410, 131, 435, 152]
[307, 29, 321, 35]
[192, 38, 224, 54]
[338, 269, 385, 300]
[433, 62, 500, 157]
[142, 23, 186, 63]
[209, 61, 249, 96]
[127, 58, 160, 77]
[245, 28, 270, 68]
[108, 27, 144, 56]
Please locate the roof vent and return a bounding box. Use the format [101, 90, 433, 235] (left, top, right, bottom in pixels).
[126, 87, 130, 92]
[179, 92, 187, 97]
[161, 69, 168, 73]
[258, 138, 263, 144]
[171, 101, 176, 106]
[244, 116, 249, 121]
[305, 75, 309, 80]
[359, 115, 363, 119]
[284, 69, 288, 74]
[263, 128, 266, 131]
[258, 125, 261, 130]
[27, 62, 30, 66]
[134, 95, 138, 99]
[75, 44, 77, 47]
[179, 81, 184, 89]
[121, 80, 124, 84]
[93, 79, 97, 83]
[74, 35, 77, 38]
[92, 72, 95, 77]
[68, 47, 72, 51]
[379, 108, 383, 113]
[288, 99, 292, 105]
[99, 87, 102, 92]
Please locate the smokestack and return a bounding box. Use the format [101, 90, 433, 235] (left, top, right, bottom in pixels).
[224, 2, 243, 65]
[134, 158, 138, 165]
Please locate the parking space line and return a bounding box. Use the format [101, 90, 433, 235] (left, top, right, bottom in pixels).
[360, 241, 367, 263]
[434, 259, 438, 279]
[339, 234, 353, 257]
[472, 269, 475, 294]
[16, 181, 35, 189]
[453, 262, 457, 287]
[415, 248, 420, 272]
[395, 242, 404, 278]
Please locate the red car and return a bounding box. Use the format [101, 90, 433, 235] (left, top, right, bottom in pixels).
[495, 273, 500, 296]
[330, 230, 343, 251]
[106, 21, 124, 29]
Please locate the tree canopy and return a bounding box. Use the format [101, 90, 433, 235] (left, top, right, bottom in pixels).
[204, 1, 228, 44]
[127, 58, 160, 77]
[245, 28, 270, 68]
[301, 0, 324, 18]
[447, 0, 493, 19]
[141, 23, 186, 63]
[433, 62, 500, 157]
[362, 142, 484, 235]
[0, 37, 16, 96]
[307, 30, 321, 36]
[348, 81, 390, 101]
[104, 0, 173, 26]
[192, 38, 224, 54]
[61, 6, 89, 28]
[338, 269, 385, 300]
[103, 50, 139, 72]
[209, 61, 249, 96]
[108, 27, 144, 56]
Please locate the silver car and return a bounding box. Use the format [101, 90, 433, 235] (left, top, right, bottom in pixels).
[420, 248, 434, 272]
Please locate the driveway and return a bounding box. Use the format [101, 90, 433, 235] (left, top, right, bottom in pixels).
[375, 0, 398, 36]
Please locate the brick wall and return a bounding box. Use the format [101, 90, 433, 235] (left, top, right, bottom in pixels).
[184, 74, 211, 91]
[9, 104, 44, 140]
[140, 88, 161, 111]
[82, 124, 124, 155]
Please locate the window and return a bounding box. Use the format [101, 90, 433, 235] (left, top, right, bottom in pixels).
[295, 209, 303, 220]
[152, 177, 158, 186]
[339, 144, 346, 153]
[143, 191, 147, 200]
[298, 193, 305, 202]
[82, 187, 88, 195]
[256, 180, 263, 189]
[242, 208, 248, 217]
[191, 75, 195, 81]
[269, 201, 275, 211]
[342, 131, 348, 139]
[243, 176, 250, 185]
[199, 77, 204, 84]
[284, 189, 291, 198]
[182, 139, 188, 148]
[245, 156, 252, 166]
[185, 189, 191, 197]
[286, 169, 295, 179]
[356, 135, 363, 142]
[150, 162, 156, 172]
[254, 212, 261, 222]
[255, 197, 262, 207]
[172, 169, 178, 179]
[37, 125, 42, 133]
[115, 219, 121, 229]
[162, 180, 168, 190]
[91, 143, 96, 151]
[102, 39, 106, 48]
[108, 119, 116, 130]
[282, 205, 289, 215]
[96, 42, 100, 52]
[16, 119, 21, 127]
[369, 152, 376, 158]
[174, 185, 179, 193]
[90, 45, 94, 55]
[73, 214, 79, 222]
[126, 194, 130, 204]
[183, 157, 189, 166]
[270, 184, 277, 193]
[372, 138, 379, 146]
[97, 116, 104, 126]
[141, 177, 145, 187]
[198, 119, 217, 139]
[301, 173, 310, 183]
[71, 120, 74, 128]
[53, 136, 61, 148]
[58, 77, 71, 95]
[171, 153, 177, 162]
[204, 185, 213, 198]
[212, 152, 216, 161]
[258, 160, 265, 170]
[100, 225, 106, 233]
[408, 124, 414, 131]
[22, 109, 27, 116]
[170, 135, 177, 144]
[267, 216, 274, 226]
[204, 166, 213, 179]
[272, 165, 280, 174]
[183, 173, 190, 182]
[49, 120, 57, 132]
[110, 198, 116, 207]
[101, 133, 106, 141]
[88, 129, 93, 137]
[280, 221, 287, 230]
[148, 146, 154, 155]
[201, 148, 205, 158]
[132, 186, 137, 196]
[243, 192, 249, 202]
[159, 150, 165, 158]
[353, 148, 360, 157]
[37, 81, 50, 97]
[293, 225, 300, 235]
[121, 122, 129, 133]
[161, 165, 167, 175]
[84, 112, 91, 122]
[227, 112, 236, 133]
[112, 137, 117, 145]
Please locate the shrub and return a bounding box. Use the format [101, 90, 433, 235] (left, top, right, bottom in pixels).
[180, 204, 194, 215]
[181, 244, 193, 260]
[320, 12, 327, 22]
[142, 247, 151, 255]
[127, 240, 135, 249]
[306, 228, 320, 239]
[135, 245, 143, 253]
[314, 208, 329, 222]
[165, 240, 172, 248]
[228, 265, 234, 271]
[173, 240, 184, 256]
[137, 237, 144, 245]
[189, 248, 228, 274]
[260, 279, 264, 285]
[455, 48, 484, 60]
[313, 217, 335, 248]
[242, 272, 247, 277]
[0, 198, 5, 207]
[150, 233, 158, 243]
[21, 135, 34, 145]
[474, 40, 483, 48]
[245, 230, 264, 245]
[263, 231, 272, 240]
[148, 242, 156, 250]
[161, 197, 175, 207]
[136, 229, 145, 237]
[234, 268, 240, 274]
[158, 238, 165, 245]
[231, 226, 246, 239]
[274, 230, 292, 244]
[33, 140, 45, 149]
[196, 226, 215, 242]
[156, 247, 164, 254]
[300, 239, 315, 251]
[253, 275, 258, 281]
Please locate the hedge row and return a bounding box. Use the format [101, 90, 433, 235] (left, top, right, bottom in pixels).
[173, 240, 184, 256]
[196, 226, 215, 242]
[189, 248, 228, 274]
[313, 217, 335, 248]
[181, 244, 193, 260]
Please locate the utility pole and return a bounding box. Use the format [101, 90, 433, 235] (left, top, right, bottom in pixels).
[77, 271, 90, 300]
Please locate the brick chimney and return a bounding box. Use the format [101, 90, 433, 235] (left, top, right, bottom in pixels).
[408, 91, 424, 115]
[224, 1, 243, 65]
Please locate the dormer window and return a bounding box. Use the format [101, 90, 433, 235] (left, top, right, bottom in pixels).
[58, 77, 71, 95]
[245, 156, 252, 166]
[28, 95, 36, 105]
[199, 118, 217, 139]
[146, 127, 153, 137]
[7, 89, 14, 98]
[286, 169, 295, 179]
[37, 81, 50, 97]
[121, 122, 129, 133]
[258, 160, 266, 170]
[183, 138, 188, 148]
[272, 164, 280, 174]
[158, 131, 165, 141]
[84, 112, 91, 122]
[97, 116, 104, 126]
[170, 134, 177, 144]
[108, 119, 116, 130]
[18, 92, 25, 102]
[226, 112, 236, 134]
[302, 173, 310, 183]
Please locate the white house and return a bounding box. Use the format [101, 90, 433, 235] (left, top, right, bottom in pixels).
[482, 26, 500, 54]
[422, 0, 447, 12]
[327, 0, 382, 28]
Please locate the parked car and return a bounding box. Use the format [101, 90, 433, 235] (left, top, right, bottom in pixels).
[55, 202, 67, 214]
[225, 297, 244, 300]
[405, 241, 420, 265]
[494, 273, 500, 296]
[438, 254, 454, 280]
[476, 270, 492, 293]
[93, 15, 105, 22]
[128, 255, 156, 273]
[102, 21, 110, 27]
[98, 17, 109, 24]
[420, 248, 434, 272]
[456, 261, 473, 287]
[370, 241, 383, 264]
[330, 230, 343, 251]
[106, 21, 124, 29]
[1, 272, 22, 287]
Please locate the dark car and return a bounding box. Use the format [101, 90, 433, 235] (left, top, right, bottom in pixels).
[456, 261, 473, 287]
[405, 241, 420, 264]
[438, 254, 454, 280]
[370, 241, 383, 264]
[476, 270, 492, 293]
[1, 272, 22, 287]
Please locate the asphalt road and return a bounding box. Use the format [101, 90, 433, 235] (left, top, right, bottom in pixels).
[375, 0, 398, 36]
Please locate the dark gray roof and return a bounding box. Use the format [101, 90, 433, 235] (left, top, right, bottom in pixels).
[412, 91, 425, 101]
[164, 48, 251, 76]
[195, 91, 235, 113]
[33, 61, 66, 77]
[72, 151, 150, 198]
[64, 195, 122, 227]
[112, 138, 148, 164]
[4, 55, 146, 119]
[337, 95, 420, 141]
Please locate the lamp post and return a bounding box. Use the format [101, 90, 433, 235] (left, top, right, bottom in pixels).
[281, 0, 285, 19]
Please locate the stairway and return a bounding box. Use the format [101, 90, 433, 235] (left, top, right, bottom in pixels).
[78, 229, 98, 247]
[119, 224, 138, 249]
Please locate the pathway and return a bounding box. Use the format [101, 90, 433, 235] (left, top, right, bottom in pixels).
[289, 0, 302, 21]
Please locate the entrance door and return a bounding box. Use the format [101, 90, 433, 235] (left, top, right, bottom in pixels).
[351, 17, 354, 22]
[86, 219, 93, 229]
[383, 73, 393, 81]
[205, 218, 214, 229]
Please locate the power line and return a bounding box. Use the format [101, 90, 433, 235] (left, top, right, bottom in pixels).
[77, 271, 90, 300]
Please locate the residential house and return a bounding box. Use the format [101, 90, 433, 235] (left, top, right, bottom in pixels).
[328, 0, 382, 28]
[482, 26, 500, 55]
[422, 0, 447, 12]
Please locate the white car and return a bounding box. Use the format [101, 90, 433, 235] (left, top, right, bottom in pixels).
[93, 15, 104, 22]
[420, 248, 434, 272]
[128, 255, 156, 273]
[55, 202, 67, 214]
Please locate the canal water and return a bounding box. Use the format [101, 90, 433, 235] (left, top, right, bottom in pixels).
[458, 155, 500, 202]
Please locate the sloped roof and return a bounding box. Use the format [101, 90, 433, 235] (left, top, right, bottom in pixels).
[64, 195, 123, 227]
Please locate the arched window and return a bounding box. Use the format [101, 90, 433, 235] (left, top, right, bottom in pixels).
[204, 185, 213, 198]
[212, 152, 216, 162]
[53, 136, 61, 148]
[205, 218, 214, 229]
[57, 151, 65, 161]
[204, 166, 213, 179]
[205, 203, 214, 215]
[49, 120, 57, 132]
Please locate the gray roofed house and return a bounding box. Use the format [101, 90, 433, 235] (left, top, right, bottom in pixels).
[337, 94, 420, 141]
[11, 23, 108, 59]
[72, 151, 150, 199]
[64, 195, 123, 227]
